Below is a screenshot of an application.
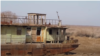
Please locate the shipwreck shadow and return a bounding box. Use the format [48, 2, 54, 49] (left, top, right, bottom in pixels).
[64, 52, 76, 55]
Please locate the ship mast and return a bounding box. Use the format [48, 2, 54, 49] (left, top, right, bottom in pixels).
[56, 11, 60, 43]
[56, 11, 60, 20]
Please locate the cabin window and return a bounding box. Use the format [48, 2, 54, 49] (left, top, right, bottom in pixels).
[49, 29, 52, 35]
[27, 27, 31, 30]
[67, 36, 70, 40]
[1, 27, 6, 35]
[57, 31, 58, 35]
[57, 29, 59, 35]
[17, 27, 21, 35]
[46, 41, 51, 43]
[63, 29, 66, 35]
[37, 27, 41, 35]
[26, 27, 31, 35]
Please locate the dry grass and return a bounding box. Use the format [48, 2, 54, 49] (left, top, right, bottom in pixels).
[72, 37, 100, 53]
[75, 30, 95, 37]
[66, 25, 100, 38]
[52, 25, 100, 56]
[52, 37, 100, 56]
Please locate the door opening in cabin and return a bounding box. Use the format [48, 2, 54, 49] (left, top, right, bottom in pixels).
[37, 27, 41, 35]
[26, 27, 31, 35]
[67, 36, 70, 40]
[49, 29, 52, 35]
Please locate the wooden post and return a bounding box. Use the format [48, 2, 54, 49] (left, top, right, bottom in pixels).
[52, 20, 53, 25]
[34, 15, 35, 24]
[45, 27, 47, 43]
[42, 18, 43, 25]
[58, 28, 60, 43]
[28, 14, 29, 25]
[41, 16, 42, 25]
[36, 15, 37, 24]
[33, 15, 34, 24]
[30, 15, 32, 25]
[45, 15, 46, 24]
[37, 15, 39, 24]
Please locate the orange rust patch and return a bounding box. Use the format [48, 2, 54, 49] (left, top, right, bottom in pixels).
[37, 36, 41, 42]
[1, 44, 79, 56]
[36, 29, 44, 42]
[41, 29, 44, 42]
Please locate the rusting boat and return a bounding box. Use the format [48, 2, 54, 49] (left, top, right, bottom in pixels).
[1, 13, 79, 56]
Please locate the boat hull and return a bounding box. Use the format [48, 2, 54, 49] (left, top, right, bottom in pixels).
[1, 43, 79, 56]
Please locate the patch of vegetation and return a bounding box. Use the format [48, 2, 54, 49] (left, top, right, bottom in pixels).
[75, 30, 95, 37]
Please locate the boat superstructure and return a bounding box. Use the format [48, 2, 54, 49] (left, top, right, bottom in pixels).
[1, 13, 79, 56]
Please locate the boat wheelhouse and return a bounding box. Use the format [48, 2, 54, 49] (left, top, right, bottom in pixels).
[1, 13, 79, 56]
[1, 13, 67, 44]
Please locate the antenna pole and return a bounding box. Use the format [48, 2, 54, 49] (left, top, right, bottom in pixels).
[56, 11, 60, 20]
[56, 11, 61, 43]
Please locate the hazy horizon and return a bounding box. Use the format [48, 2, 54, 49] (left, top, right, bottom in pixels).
[1, 1, 100, 26]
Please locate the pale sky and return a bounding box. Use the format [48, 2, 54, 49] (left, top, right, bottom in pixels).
[1, 1, 100, 26]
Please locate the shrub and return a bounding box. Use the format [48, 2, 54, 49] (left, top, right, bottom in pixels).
[65, 32, 73, 36]
[75, 30, 95, 37]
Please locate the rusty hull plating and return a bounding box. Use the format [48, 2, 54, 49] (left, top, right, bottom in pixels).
[1, 43, 79, 56]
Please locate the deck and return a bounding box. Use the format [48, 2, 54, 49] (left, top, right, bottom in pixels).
[1, 17, 61, 26]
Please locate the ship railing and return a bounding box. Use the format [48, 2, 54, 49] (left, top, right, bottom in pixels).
[1, 17, 61, 26]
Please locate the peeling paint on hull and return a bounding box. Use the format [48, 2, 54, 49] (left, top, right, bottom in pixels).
[1, 43, 79, 56]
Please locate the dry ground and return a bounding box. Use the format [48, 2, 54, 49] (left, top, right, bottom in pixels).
[52, 37, 100, 56]
[53, 25, 100, 56]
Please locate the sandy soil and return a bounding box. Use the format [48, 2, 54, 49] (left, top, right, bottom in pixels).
[52, 37, 100, 56]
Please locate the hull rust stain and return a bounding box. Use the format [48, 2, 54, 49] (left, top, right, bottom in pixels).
[1, 44, 79, 56]
[36, 29, 44, 42]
